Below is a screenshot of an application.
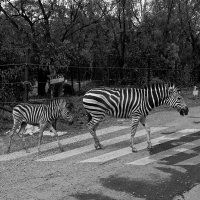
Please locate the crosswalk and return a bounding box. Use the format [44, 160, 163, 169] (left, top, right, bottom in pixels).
[80, 128, 200, 165]
[127, 131, 200, 166]
[1, 125, 200, 167]
[37, 127, 167, 162]
[0, 126, 129, 161]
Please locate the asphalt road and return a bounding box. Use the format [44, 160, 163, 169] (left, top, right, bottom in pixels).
[1, 106, 200, 200]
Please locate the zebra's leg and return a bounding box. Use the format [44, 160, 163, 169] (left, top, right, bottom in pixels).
[38, 123, 46, 153]
[7, 121, 20, 153]
[130, 116, 140, 152]
[18, 122, 30, 153]
[88, 118, 103, 150]
[140, 116, 152, 150]
[49, 124, 64, 152]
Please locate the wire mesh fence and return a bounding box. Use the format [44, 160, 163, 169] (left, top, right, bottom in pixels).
[0, 62, 197, 108]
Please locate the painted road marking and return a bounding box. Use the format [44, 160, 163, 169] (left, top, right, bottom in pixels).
[80, 135, 173, 163]
[175, 148, 196, 154]
[0, 126, 129, 161]
[36, 127, 167, 161]
[127, 129, 200, 166]
[80, 129, 200, 164]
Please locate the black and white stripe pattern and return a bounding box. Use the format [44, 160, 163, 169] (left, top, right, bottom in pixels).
[7, 98, 74, 153]
[83, 83, 189, 152]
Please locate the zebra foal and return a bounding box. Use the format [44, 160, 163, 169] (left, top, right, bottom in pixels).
[7, 98, 74, 153]
[83, 83, 189, 152]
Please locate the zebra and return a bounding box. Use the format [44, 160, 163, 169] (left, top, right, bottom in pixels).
[83, 83, 189, 152]
[7, 98, 74, 153]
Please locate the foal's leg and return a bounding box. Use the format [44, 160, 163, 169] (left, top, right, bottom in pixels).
[18, 122, 30, 153]
[49, 124, 64, 152]
[7, 120, 20, 153]
[37, 123, 46, 153]
[140, 116, 152, 150]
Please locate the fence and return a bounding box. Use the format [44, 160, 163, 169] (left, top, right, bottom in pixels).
[0, 62, 197, 109]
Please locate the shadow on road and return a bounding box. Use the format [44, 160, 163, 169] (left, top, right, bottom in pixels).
[99, 164, 200, 200]
[71, 192, 115, 200]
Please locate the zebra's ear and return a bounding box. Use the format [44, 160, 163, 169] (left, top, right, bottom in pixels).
[168, 86, 175, 91]
[168, 86, 177, 96]
[165, 83, 175, 91]
[164, 83, 174, 96]
[164, 82, 173, 88]
[164, 83, 170, 88]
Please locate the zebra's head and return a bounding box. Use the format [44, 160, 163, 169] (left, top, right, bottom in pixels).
[60, 100, 74, 124]
[165, 83, 189, 116]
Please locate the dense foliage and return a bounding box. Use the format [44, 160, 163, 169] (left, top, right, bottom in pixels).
[0, 0, 200, 92]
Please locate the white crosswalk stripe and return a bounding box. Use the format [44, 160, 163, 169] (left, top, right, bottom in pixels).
[127, 130, 200, 166]
[1, 125, 200, 167]
[80, 129, 200, 164]
[36, 127, 167, 161]
[80, 135, 168, 163]
[0, 126, 129, 161]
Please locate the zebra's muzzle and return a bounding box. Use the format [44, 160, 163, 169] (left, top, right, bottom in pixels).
[179, 107, 189, 116]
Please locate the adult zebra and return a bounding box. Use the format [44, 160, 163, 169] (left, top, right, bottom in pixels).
[83, 83, 189, 152]
[7, 98, 74, 153]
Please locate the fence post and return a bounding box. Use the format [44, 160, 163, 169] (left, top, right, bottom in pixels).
[78, 63, 81, 92]
[108, 67, 110, 86]
[70, 66, 74, 90]
[147, 56, 151, 84]
[24, 49, 30, 102]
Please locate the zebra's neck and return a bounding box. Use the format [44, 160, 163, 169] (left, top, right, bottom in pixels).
[146, 85, 167, 111]
[48, 101, 61, 120]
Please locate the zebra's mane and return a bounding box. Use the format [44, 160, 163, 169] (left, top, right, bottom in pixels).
[92, 82, 175, 92]
[47, 97, 73, 106]
[27, 97, 68, 105]
[142, 82, 175, 90]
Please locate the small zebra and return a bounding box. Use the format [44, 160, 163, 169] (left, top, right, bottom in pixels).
[7, 98, 74, 153]
[83, 83, 189, 152]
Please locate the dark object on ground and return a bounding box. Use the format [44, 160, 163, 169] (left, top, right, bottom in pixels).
[63, 84, 74, 95]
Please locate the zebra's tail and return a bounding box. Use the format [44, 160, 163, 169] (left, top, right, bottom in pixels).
[86, 111, 92, 122]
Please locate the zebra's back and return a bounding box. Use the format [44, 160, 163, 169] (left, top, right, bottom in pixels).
[83, 87, 143, 118]
[13, 103, 46, 125]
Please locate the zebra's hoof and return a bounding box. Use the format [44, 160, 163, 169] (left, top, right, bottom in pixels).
[147, 143, 153, 150]
[99, 144, 104, 149]
[94, 143, 103, 150]
[147, 146, 153, 151]
[25, 149, 30, 153]
[6, 150, 10, 154]
[37, 148, 41, 154]
[59, 146, 64, 152]
[131, 147, 138, 153]
[6, 147, 11, 154]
